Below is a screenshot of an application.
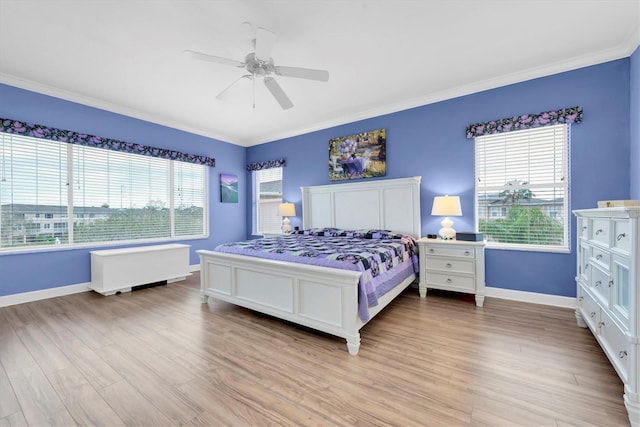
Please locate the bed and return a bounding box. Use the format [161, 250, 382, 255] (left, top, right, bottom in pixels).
[197, 176, 422, 355]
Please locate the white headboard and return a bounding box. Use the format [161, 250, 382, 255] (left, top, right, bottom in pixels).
[300, 176, 422, 238]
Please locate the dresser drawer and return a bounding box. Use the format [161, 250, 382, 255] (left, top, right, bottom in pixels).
[578, 285, 599, 331]
[423, 245, 475, 259]
[612, 220, 630, 253]
[577, 217, 589, 239]
[598, 309, 629, 383]
[589, 218, 610, 246]
[425, 271, 475, 292]
[590, 246, 610, 271]
[589, 263, 610, 307]
[425, 257, 474, 274]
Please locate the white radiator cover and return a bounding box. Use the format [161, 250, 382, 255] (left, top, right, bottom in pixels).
[90, 243, 191, 295]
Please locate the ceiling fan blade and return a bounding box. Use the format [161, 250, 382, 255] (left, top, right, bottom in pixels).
[264, 77, 293, 109]
[216, 75, 253, 102]
[183, 50, 245, 68]
[275, 66, 329, 82]
[254, 27, 277, 61]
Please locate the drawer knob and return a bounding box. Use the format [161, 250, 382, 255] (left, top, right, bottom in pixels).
[590, 312, 596, 318]
[598, 321, 605, 328]
[464, 251, 470, 256]
[596, 254, 602, 260]
[595, 229, 603, 235]
[582, 226, 587, 231]
[578, 296, 584, 302]
[446, 278, 452, 284]
[608, 280, 613, 288]
[594, 280, 601, 287]
[617, 233, 626, 241]
[619, 350, 628, 359]
[446, 263, 452, 268]
[428, 248, 435, 253]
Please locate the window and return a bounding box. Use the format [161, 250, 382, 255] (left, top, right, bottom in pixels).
[254, 167, 282, 234]
[0, 132, 208, 251]
[475, 124, 569, 252]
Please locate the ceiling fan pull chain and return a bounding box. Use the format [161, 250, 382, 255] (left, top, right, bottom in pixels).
[252, 73, 256, 109]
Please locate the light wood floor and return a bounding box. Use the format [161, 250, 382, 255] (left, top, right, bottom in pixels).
[0, 272, 630, 427]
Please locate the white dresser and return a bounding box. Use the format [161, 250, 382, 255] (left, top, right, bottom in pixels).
[574, 208, 639, 427]
[417, 238, 486, 307]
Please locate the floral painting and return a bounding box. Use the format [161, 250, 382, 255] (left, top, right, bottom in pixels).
[220, 173, 238, 203]
[329, 128, 386, 181]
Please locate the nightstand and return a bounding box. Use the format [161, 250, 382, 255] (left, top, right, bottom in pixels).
[417, 238, 486, 307]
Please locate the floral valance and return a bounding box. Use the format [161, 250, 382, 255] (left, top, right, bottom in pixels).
[0, 118, 216, 167]
[465, 106, 583, 138]
[246, 158, 286, 172]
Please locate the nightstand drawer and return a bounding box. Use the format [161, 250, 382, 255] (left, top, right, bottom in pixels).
[425, 271, 475, 292]
[425, 257, 474, 274]
[423, 246, 475, 259]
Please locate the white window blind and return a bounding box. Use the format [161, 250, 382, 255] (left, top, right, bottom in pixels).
[475, 124, 569, 251]
[1, 134, 68, 246]
[72, 145, 171, 243]
[255, 167, 283, 234]
[174, 161, 206, 237]
[0, 132, 207, 251]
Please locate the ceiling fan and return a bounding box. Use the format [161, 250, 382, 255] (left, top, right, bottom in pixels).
[183, 26, 329, 110]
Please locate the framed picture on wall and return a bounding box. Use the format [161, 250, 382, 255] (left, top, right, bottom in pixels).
[328, 128, 386, 181]
[220, 173, 238, 203]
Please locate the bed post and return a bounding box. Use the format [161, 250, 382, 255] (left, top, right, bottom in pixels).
[198, 252, 209, 304]
[346, 334, 361, 355]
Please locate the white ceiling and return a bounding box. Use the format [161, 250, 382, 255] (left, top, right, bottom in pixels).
[1, 1, 638, 147]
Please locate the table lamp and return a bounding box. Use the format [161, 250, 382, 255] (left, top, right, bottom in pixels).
[278, 202, 296, 234]
[431, 195, 462, 239]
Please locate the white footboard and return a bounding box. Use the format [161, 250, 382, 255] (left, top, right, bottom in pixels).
[198, 249, 415, 355]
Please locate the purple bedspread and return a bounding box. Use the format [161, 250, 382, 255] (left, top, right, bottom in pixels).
[214, 228, 419, 321]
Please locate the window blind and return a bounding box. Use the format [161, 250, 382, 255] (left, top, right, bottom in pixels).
[1, 134, 68, 246]
[475, 124, 569, 250]
[0, 131, 207, 251]
[174, 161, 207, 237]
[255, 167, 283, 234]
[72, 145, 171, 243]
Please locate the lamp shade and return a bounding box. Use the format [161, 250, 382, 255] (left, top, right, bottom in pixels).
[278, 202, 296, 217]
[431, 195, 462, 217]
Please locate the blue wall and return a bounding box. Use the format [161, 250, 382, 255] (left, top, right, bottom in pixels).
[1, 54, 635, 300]
[0, 84, 247, 297]
[247, 59, 632, 297]
[631, 46, 640, 199]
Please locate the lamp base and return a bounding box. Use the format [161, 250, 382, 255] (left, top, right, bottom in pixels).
[438, 217, 456, 240]
[281, 217, 291, 234]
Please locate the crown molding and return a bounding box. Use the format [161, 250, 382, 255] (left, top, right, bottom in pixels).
[0, 73, 241, 146]
[246, 41, 639, 146]
[3, 38, 638, 148]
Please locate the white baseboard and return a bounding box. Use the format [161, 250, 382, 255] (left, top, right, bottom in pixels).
[0, 282, 90, 307]
[485, 286, 576, 309]
[1, 268, 576, 310]
[0, 263, 202, 308]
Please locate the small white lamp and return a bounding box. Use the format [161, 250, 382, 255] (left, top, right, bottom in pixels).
[277, 202, 296, 234]
[431, 195, 462, 240]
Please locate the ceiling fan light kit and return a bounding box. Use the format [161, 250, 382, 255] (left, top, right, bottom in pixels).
[184, 25, 329, 110]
